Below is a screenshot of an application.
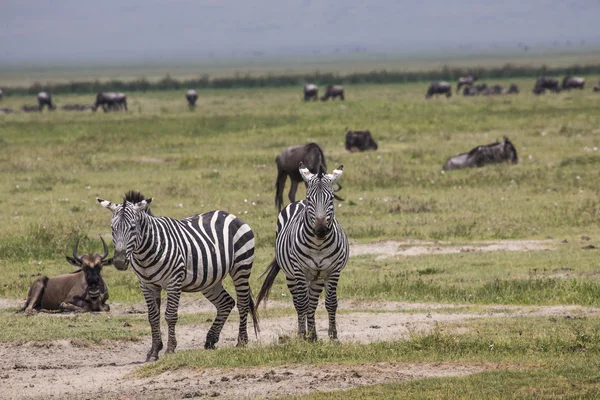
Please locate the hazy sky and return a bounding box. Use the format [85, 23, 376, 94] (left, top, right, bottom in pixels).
[1, 0, 599, 62]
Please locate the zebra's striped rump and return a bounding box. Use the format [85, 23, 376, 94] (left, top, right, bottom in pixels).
[98, 191, 259, 362]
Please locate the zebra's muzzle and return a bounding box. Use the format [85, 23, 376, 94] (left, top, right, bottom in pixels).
[113, 251, 129, 271]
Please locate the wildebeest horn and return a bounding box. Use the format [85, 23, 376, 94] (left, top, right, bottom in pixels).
[99, 236, 109, 260]
[73, 238, 83, 262]
[333, 182, 342, 192]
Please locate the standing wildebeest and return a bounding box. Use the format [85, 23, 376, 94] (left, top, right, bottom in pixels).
[562, 76, 585, 90]
[345, 130, 378, 152]
[457, 75, 478, 92]
[186, 89, 198, 107]
[303, 84, 318, 101]
[21, 238, 112, 313]
[533, 77, 561, 95]
[442, 136, 518, 171]
[275, 143, 343, 211]
[38, 92, 55, 111]
[426, 81, 452, 98]
[92, 92, 128, 112]
[320, 85, 344, 101]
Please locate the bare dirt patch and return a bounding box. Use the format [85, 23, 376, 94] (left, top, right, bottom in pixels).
[350, 239, 554, 259]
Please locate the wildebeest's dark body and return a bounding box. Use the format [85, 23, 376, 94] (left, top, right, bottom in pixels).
[38, 92, 56, 111]
[0, 107, 14, 114]
[594, 81, 600, 92]
[21, 105, 39, 113]
[508, 84, 520, 94]
[92, 92, 128, 112]
[533, 77, 561, 95]
[62, 104, 91, 111]
[321, 85, 344, 101]
[0, 88, 3, 101]
[443, 137, 518, 171]
[274, 143, 343, 211]
[457, 75, 478, 92]
[426, 81, 452, 98]
[303, 84, 318, 101]
[561, 76, 585, 90]
[186, 89, 198, 107]
[345, 130, 378, 152]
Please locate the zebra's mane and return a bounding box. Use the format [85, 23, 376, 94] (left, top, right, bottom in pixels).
[123, 190, 152, 215]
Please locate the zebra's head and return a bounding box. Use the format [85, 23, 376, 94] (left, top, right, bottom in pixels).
[299, 162, 343, 239]
[97, 191, 153, 271]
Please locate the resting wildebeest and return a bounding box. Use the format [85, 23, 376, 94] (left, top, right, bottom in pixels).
[303, 84, 318, 101]
[38, 92, 55, 111]
[345, 130, 378, 152]
[92, 92, 128, 112]
[426, 81, 452, 98]
[21, 238, 112, 314]
[321, 85, 344, 101]
[457, 75, 478, 92]
[0, 107, 14, 114]
[533, 77, 561, 95]
[508, 84, 520, 94]
[594, 81, 600, 92]
[21, 105, 39, 113]
[275, 143, 343, 211]
[442, 137, 518, 171]
[61, 104, 91, 111]
[186, 89, 198, 107]
[463, 86, 479, 96]
[0, 88, 3, 101]
[562, 76, 585, 90]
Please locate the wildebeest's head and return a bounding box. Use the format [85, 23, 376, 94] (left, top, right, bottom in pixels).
[299, 162, 343, 239]
[66, 237, 112, 300]
[503, 136, 518, 163]
[97, 191, 153, 271]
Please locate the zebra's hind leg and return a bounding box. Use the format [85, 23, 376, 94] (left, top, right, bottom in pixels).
[141, 284, 163, 362]
[325, 278, 341, 340]
[287, 277, 309, 339]
[231, 265, 254, 347]
[164, 282, 182, 355]
[202, 283, 235, 349]
[307, 280, 325, 342]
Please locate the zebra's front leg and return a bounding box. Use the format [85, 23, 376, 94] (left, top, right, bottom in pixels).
[141, 284, 163, 362]
[164, 281, 182, 355]
[287, 276, 309, 339]
[203, 283, 235, 349]
[325, 278, 341, 340]
[307, 280, 325, 342]
[231, 266, 254, 347]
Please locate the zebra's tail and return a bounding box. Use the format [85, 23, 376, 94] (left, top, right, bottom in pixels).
[248, 288, 260, 336]
[255, 258, 281, 310]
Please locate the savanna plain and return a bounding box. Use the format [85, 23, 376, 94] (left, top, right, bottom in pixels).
[2, 73, 600, 399]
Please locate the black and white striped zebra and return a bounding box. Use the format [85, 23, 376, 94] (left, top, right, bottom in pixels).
[98, 191, 259, 362]
[256, 163, 348, 341]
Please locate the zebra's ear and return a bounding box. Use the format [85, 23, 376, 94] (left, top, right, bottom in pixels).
[134, 198, 153, 212]
[97, 198, 117, 213]
[299, 162, 314, 183]
[327, 165, 344, 183]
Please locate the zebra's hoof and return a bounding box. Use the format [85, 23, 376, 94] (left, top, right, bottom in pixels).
[145, 354, 159, 363]
[205, 342, 216, 350]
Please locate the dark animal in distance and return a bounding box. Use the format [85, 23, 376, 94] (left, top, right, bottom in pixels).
[186, 89, 198, 107]
[92, 92, 128, 112]
[0, 88, 3, 101]
[0, 107, 14, 114]
[508, 84, 520, 94]
[443, 137, 518, 171]
[457, 75, 478, 92]
[303, 84, 318, 101]
[562, 76, 585, 90]
[533, 77, 561, 95]
[462, 86, 479, 96]
[21, 238, 112, 313]
[321, 85, 344, 101]
[38, 92, 56, 111]
[594, 81, 600, 92]
[345, 130, 378, 152]
[426, 81, 452, 98]
[275, 143, 343, 211]
[21, 105, 39, 113]
[61, 104, 91, 111]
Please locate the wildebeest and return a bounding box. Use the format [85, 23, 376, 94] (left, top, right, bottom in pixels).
[92, 92, 128, 112]
[21, 238, 112, 314]
[345, 130, 378, 152]
[457, 75, 478, 92]
[303, 84, 318, 101]
[61, 104, 91, 111]
[508, 84, 520, 94]
[275, 143, 343, 211]
[186, 89, 198, 107]
[320, 85, 344, 101]
[533, 77, 561, 95]
[463, 86, 480, 96]
[442, 137, 518, 171]
[481, 84, 504, 96]
[426, 81, 452, 98]
[0, 88, 3, 101]
[594, 81, 600, 92]
[21, 105, 39, 113]
[562, 76, 585, 90]
[38, 92, 55, 111]
[0, 107, 14, 114]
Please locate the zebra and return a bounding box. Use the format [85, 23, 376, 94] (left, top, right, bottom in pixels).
[97, 191, 259, 362]
[256, 162, 348, 341]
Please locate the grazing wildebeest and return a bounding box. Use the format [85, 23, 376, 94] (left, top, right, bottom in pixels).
[426, 81, 452, 98]
[320, 85, 344, 101]
[345, 130, 378, 152]
[533, 77, 561, 95]
[37, 92, 55, 111]
[61, 104, 91, 111]
[508, 84, 520, 94]
[303, 84, 318, 101]
[186, 89, 198, 107]
[457, 75, 478, 92]
[442, 136, 518, 171]
[21, 238, 112, 314]
[21, 105, 39, 113]
[92, 92, 128, 112]
[562, 76, 585, 90]
[275, 143, 343, 211]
